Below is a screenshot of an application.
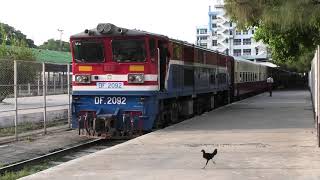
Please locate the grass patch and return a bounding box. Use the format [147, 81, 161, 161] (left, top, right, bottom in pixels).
[0, 120, 67, 137]
[0, 163, 50, 180]
[0, 127, 15, 137]
[0, 154, 71, 180]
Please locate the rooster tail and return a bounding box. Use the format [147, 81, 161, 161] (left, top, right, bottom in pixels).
[213, 149, 217, 155]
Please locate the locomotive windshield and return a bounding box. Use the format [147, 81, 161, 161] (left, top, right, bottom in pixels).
[112, 39, 146, 62]
[73, 41, 104, 63]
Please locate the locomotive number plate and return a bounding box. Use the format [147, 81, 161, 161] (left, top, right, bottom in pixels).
[96, 82, 124, 89]
[95, 96, 126, 105]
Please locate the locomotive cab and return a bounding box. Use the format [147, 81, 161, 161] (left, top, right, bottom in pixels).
[71, 23, 164, 138]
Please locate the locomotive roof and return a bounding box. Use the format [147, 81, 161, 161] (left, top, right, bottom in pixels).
[70, 23, 238, 59]
[70, 25, 168, 39]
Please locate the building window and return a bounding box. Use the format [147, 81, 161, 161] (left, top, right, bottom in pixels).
[200, 43, 207, 47]
[236, 30, 241, 35]
[225, 48, 229, 55]
[199, 29, 207, 34]
[252, 30, 254, 34]
[212, 24, 217, 28]
[230, 31, 233, 35]
[229, 22, 232, 27]
[225, 39, 228, 43]
[243, 38, 251, 45]
[212, 40, 217, 46]
[255, 47, 259, 55]
[233, 39, 241, 45]
[243, 49, 251, 55]
[212, 15, 217, 19]
[199, 36, 207, 40]
[233, 49, 241, 56]
[212, 31, 217, 36]
[243, 30, 248, 35]
[197, 29, 199, 34]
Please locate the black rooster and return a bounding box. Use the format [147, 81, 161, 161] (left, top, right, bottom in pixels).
[201, 149, 217, 169]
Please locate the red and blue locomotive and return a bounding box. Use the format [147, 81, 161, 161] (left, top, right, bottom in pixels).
[70, 23, 270, 138]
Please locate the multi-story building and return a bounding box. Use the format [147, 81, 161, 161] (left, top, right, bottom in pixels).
[196, 0, 269, 61]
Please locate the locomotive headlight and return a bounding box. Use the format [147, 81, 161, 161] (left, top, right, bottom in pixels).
[128, 74, 144, 84]
[75, 75, 91, 84]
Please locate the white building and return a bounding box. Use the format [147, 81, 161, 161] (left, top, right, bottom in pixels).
[196, 0, 269, 61]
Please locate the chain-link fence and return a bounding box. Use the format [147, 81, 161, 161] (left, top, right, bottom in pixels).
[0, 59, 71, 141]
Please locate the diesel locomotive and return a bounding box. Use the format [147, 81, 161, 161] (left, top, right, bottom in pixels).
[71, 23, 272, 138]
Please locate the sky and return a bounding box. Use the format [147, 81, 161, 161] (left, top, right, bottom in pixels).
[0, 0, 213, 46]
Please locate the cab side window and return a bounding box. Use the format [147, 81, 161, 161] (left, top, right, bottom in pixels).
[149, 39, 156, 60]
[173, 43, 182, 60]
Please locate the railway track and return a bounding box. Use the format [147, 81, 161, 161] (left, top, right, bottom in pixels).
[0, 138, 127, 176]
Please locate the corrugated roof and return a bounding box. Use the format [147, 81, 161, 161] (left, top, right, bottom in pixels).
[33, 49, 71, 63]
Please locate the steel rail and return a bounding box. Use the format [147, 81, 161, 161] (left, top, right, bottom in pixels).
[0, 138, 104, 175]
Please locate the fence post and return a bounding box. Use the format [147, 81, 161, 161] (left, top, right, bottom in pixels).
[315, 45, 320, 147]
[14, 60, 18, 141]
[60, 73, 64, 93]
[67, 64, 71, 128]
[37, 78, 40, 96]
[28, 83, 31, 95]
[46, 72, 49, 94]
[42, 62, 47, 134]
[53, 73, 56, 94]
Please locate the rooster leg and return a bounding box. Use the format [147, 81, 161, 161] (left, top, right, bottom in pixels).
[211, 159, 216, 164]
[202, 160, 209, 169]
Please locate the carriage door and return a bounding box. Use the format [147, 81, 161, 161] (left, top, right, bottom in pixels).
[158, 40, 170, 91]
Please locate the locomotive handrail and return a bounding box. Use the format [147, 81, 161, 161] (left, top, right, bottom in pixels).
[157, 48, 160, 91]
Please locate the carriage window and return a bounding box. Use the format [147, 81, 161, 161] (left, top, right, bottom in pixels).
[259, 73, 261, 80]
[242, 72, 245, 82]
[112, 39, 146, 62]
[73, 41, 104, 63]
[210, 70, 216, 84]
[245, 72, 248, 82]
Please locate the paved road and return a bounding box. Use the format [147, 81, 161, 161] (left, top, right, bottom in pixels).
[0, 94, 69, 112]
[0, 95, 70, 127]
[22, 90, 320, 180]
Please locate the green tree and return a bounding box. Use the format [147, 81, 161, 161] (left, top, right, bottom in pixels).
[224, 0, 320, 72]
[0, 22, 36, 48]
[39, 39, 70, 52]
[0, 25, 37, 102]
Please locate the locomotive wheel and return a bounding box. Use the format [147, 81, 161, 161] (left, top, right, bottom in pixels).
[194, 98, 202, 115]
[153, 113, 165, 129]
[170, 102, 179, 123]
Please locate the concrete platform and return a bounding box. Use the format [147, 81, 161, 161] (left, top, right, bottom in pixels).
[22, 90, 320, 180]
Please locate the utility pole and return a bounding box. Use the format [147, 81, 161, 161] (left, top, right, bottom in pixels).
[57, 29, 64, 51]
